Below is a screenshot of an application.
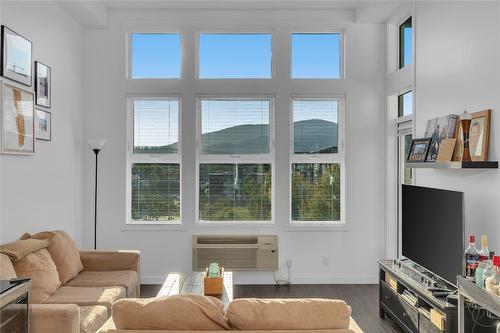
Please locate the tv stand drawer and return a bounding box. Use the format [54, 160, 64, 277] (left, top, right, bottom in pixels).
[381, 281, 397, 314]
[398, 296, 418, 333]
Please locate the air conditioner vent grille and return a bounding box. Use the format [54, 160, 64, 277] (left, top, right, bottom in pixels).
[197, 236, 258, 245]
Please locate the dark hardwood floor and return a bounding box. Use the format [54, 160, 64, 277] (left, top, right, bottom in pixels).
[141, 284, 403, 333]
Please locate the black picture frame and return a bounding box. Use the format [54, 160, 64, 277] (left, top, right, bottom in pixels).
[35, 61, 51, 108]
[407, 138, 432, 162]
[35, 108, 51, 141]
[1, 26, 32, 87]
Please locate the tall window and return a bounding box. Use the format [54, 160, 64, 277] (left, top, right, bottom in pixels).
[291, 33, 341, 79]
[128, 97, 181, 223]
[199, 34, 272, 79]
[398, 90, 412, 117]
[197, 97, 273, 223]
[130, 33, 181, 79]
[399, 17, 412, 69]
[291, 97, 344, 223]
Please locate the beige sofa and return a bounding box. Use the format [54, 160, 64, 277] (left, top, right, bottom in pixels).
[0, 231, 140, 333]
[96, 295, 364, 333]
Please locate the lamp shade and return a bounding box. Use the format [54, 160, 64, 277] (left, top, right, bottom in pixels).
[86, 139, 106, 150]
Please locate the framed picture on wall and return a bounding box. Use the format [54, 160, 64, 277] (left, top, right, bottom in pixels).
[1, 26, 32, 86]
[35, 109, 51, 141]
[35, 62, 51, 107]
[1, 80, 35, 155]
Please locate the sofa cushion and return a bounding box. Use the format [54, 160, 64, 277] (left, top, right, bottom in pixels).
[0, 238, 50, 262]
[0, 253, 16, 279]
[44, 286, 125, 314]
[13, 249, 61, 303]
[79, 305, 108, 333]
[31, 231, 83, 284]
[112, 295, 230, 330]
[227, 298, 351, 330]
[66, 270, 137, 297]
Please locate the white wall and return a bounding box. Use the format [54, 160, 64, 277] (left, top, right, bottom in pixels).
[0, 1, 85, 245]
[414, 2, 500, 252]
[83, 10, 388, 284]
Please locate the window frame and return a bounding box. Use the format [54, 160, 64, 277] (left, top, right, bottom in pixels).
[397, 89, 412, 118]
[398, 17, 412, 70]
[289, 95, 346, 225]
[196, 32, 275, 80]
[289, 31, 345, 80]
[126, 95, 183, 225]
[127, 32, 183, 80]
[195, 95, 275, 225]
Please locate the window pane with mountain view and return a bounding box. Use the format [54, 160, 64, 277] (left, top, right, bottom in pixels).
[201, 98, 270, 154]
[199, 164, 271, 221]
[134, 98, 179, 154]
[291, 163, 341, 222]
[293, 98, 338, 154]
[131, 163, 180, 221]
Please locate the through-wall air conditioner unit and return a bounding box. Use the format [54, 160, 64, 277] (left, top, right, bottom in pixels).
[192, 235, 278, 271]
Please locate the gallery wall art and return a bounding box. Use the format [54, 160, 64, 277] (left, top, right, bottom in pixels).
[1, 26, 32, 87]
[35, 61, 51, 107]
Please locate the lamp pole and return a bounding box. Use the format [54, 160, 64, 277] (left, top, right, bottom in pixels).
[87, 139, 106, 250]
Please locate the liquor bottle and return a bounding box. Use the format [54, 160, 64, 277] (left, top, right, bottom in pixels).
[483, 251, 496, 286]
[479, 235, 490, 261]
[465, 234, 480, 280]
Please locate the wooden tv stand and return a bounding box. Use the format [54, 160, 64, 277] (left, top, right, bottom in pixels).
[378, 260, 458, 333]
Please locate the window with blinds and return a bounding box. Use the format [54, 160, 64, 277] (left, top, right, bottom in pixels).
[197, 96, 273, 223]
[200, 98, 270, 155]
[129, 97, 181, 224]
[291, 97, 343, 223]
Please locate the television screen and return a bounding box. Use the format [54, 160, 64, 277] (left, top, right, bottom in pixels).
[402, 184, 464, 285]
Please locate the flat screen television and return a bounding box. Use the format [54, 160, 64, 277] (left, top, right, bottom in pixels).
[401, 184, 464, 285]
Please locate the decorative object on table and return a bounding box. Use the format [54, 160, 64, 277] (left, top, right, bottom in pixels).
[34, 62, 51, 108]
[436, 138, 456, 162]
[204, 265, 224, 296]
[406, 138, 431, 162]
[459, 111, 472, 162]
[208, 263, 221, 278]
[1, 26, 32, 86]
[87, 138, 106, 249]
[424, 114, 458, 162]
[469, 109, 491, 162]
[35, 109, 51, 141]
[1, 81, 35, 155]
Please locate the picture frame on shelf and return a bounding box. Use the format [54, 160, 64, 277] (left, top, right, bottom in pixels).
[1, 80, 35, 155]
[1, 26, 32, 87]
[469, 109, 491, 162]
[35, 108, 51, 141]
[424, 114, 458, 162]
[35, 62, 51, 108]
[406, 138, 432, 162]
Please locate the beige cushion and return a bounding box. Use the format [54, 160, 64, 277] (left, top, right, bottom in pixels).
[66, 270, 137, 297]
[44, 286, 125, 313]
[80, 305, 108, 333]
[0, 253, 16, 279]
[227, 298, 351, 330]
[0, 238, 50, 262]
[13, 249, 61, 303]
[32, 230, 83, 284]
[112, 295, 230, 330]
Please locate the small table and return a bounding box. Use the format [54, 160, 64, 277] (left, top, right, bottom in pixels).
[0, 279, 31, 333]
[157, 272, 233, 308]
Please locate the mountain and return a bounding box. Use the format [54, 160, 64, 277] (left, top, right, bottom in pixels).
[135, 119, 337, 154]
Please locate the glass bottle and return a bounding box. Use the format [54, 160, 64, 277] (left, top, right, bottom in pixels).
[479, 235, 489, 261]
[465, 234, 480, 280]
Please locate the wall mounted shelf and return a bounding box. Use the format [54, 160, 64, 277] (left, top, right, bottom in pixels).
[405, 161, 498, 169]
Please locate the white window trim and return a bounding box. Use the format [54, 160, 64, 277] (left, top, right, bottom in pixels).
[196, 32, 275, 80]
[289, 95, 346, 225]
[195, 95, 275, 225]
[289, 30, 345, 80]
[125, 95, 183, 225]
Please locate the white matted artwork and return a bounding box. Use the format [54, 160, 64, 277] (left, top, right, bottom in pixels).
[35, 108, 51, 141]
[1, 81, 35, 154]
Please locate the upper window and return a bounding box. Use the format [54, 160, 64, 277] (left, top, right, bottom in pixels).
[131, 33, 181, 79]
[199, 34, 272, 79]
[398, 91, 412, 117]
[291, 33, 341, 79]
[200, 98, 270, 154]
[399, 17, 412, 69]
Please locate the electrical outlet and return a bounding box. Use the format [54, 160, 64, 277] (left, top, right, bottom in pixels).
[322, 257, 329, 267]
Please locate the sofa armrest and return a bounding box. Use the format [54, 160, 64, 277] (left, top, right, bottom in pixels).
[79, 250, 140, 273]
[31, 304, 80, 333]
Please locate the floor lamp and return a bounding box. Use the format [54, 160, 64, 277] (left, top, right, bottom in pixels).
[87, 139, 106, 250]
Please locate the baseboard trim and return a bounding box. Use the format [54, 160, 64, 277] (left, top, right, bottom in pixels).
[140, 275, 378, 285]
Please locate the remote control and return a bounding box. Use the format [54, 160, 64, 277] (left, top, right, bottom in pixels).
[9, 277, 31, 284]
